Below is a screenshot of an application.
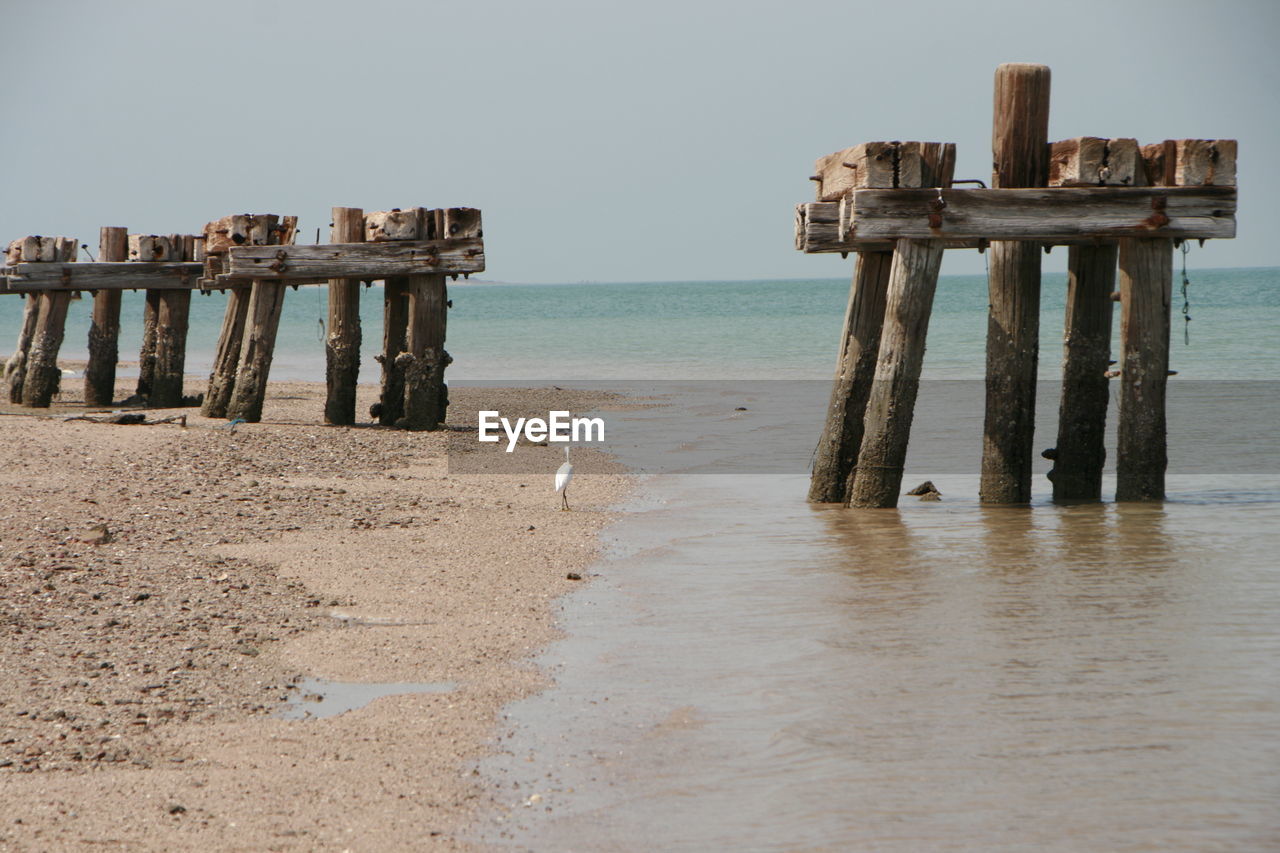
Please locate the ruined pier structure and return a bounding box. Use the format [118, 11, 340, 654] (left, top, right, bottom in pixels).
[798, 64, 1236, 507]
[2, 206, 484, 430]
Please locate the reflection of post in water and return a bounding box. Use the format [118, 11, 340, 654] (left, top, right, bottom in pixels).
[975, 503, 1178, 758]
[818, 508, 936, 627]
[973, 505, 1045, 617]
[1104, 502, 1177, 583]
[977, 505, 1039, 569]
[977, 502, 1175, 591]
[980, 502, 1177, 663]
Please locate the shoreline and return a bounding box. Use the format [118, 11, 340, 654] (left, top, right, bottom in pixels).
[0, 378, 632, 850]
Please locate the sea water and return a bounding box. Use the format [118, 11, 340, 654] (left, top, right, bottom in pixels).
[3, 267, 1275, 383]
[457, 269, 1274, 849]
[4, 267, 1277, 849]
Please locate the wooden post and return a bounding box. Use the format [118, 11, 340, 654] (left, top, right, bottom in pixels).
[395, 208, 474, 430]
[149, 235, 196, 407]
[1050, 244, 1117, 501]
[84, 227, 127, 406]
[130, 234, 178, 401]
[202, 214, 294, 422]
[364, 206, 467, 431]
[324, 207, 363, 425]
[22, 237, 79, 407]
[1110, 139, 1232, 501]
[224, 278, 287, 423]
[376, 276, 409, 425]
[150, 288, 192, 406]
[137, 291, 160, 399]
[981, 62, 1051, 504]
[4, 295, 39, 403]
[399, 272, 448, 430]
[201, 286, 251, 418]
[1116, 238, 1173, 501]
[848, 239, 945, 508]
[808, 251, 893, 502]
[365, 207, 422, 426]
[808, 142, 953, 502]
[5, 237, 44, 403]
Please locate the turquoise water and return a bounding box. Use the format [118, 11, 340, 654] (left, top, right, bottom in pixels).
[3, 266, 1276, 383]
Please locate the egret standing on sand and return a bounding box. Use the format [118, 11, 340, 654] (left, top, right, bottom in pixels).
[555, 446, 574, 511]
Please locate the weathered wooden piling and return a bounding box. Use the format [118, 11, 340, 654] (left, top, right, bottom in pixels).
[365, 207, 425, 427]
[201, 214, 296, 423]
[401, 207, 479, 430]
[84, 227, 127, 406]
[131, 234, 179, 401]
[808, 251, 893, 503]
[3, 203, 479, 425]
[1112, 139, 1234, 501]
[21, 237, 79, 407]
[201, 215, 257, 418]
[190, 205, 480, 427]
[1051, 243, 1118, 501]
[981, 62, 1051, 504]
[401, 271, 449, 430]
[793, 65, 1237, 506]
[4, 295, 39, 403]
[1115, 238, 1172, 501]
[1046, 136, 1134, 501]
[848, 239, 945, 508]
[5, 238, 45, 403]
[134, 234, 197, 407]
[362, 206, 474, 431]
[324, 207, 363, 425]
[201, 285, 250, 418]
[225, 278, 287, 423]
[807, 141, 955, 503]
[137, 291, 161, 399]
[399, 206, 448, 430]
[377, 276, 409, 425]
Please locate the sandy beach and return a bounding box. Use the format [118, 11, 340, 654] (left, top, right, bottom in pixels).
[0, 378, 630, 850]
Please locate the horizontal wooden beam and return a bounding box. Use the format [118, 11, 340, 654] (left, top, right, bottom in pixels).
[847, 186, 1235, 241]
[219, 237, 485, 282]
[199, 277, 333, 290]
[2, 262, 205, 292]
[796, 203, 984, 253]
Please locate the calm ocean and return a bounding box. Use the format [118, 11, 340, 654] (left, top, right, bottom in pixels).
[4, 268, 1277, 850]
[4, 267, 1276, 382]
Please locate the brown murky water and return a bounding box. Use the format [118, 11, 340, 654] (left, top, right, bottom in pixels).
[478, 389, 1280, 851]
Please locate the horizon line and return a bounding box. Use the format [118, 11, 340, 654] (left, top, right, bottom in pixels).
[458, 264, 1279, 287]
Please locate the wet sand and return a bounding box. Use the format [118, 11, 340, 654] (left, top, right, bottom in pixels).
[0, 378, 630, 851]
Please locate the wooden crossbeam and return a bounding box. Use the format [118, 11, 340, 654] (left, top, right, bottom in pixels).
[845, 186, 1235, 242]
[216, 237, 485, 283]
[2, 261, 205, 292]
[796, 203, 984, 254]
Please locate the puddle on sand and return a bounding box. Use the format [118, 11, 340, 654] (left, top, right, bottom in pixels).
[279, 677, 454, 720]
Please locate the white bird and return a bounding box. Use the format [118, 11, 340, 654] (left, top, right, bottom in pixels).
[555, 445, 574, 511]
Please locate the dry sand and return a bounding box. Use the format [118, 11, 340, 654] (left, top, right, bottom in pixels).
[0, 378, 632, 851]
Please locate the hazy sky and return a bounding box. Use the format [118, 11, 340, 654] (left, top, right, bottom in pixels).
[4, 0, 1277, 282]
